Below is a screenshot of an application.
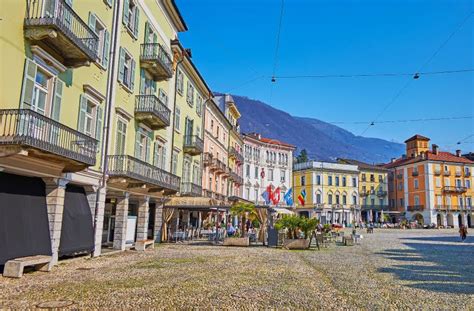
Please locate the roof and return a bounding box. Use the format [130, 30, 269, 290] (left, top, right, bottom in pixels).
[404, 134, 430, 143]
[384, 151, 474, 169]
[162, 0, 188, 32]
[243, 133, 295, 149]
[338, 158, 389, 172]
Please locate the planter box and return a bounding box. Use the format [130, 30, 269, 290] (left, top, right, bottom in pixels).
[223, 237, 250, 247]
[283, 239, 310, 250]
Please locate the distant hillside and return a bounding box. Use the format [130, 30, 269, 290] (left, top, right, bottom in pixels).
[222, 93, 404, 163]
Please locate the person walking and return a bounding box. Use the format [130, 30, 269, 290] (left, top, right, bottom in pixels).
[459, 224, 468, 242]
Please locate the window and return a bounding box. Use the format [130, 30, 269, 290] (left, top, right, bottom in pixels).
[216, 126, 220, 139]
[362, 174, 366, 182]
[414, 195, 420, 206]
[335, 176, 340, 186]
[254, 189, 259, 203]
[436, 195, 442, 206]
[88, 13, 109, 68]
[316, 175, 321, 185]
[328, 194, 333, 204]
[397, 182, 403, 191]
[210, 120, 214, 132]
[414, 179, 419, 189]
[177, 70, 184, 95]
[196, 95, 203, 116]
[182, 156, 191, 182]
[336, 194, 340, 204]
[328, 176, 333, 186]
[135, 127, 151, 162]
[342, 176, 346, 187]
[342, 195, 347, 205]
[268, 169, 274, 181]
[123, 0, 140, 38]
[370, 174, 375, 182]
[466, 180, 471, 189]
[174, 107, 181, 131]
[352, 177, 357, 187]
[281, 170, 286, 183]
[140, 69, 156, 95]
[78, 94, 103, 141]
[352, 195, 357, 205]
[399, 198, 404, 207]
[254, 166, 258, 178]
[301, 176, 306, 186]
[370, 198, 375, 206]
[467, 197, 472, 207]
[444, 178, 450, 186]
[245, 187, 250, 200]
[115, 118, 127, 154]
[456, 179, 462, 187]
[378, 175, 383, 182]
[172, 150, 178, 175]
[186, 81, 194, 106]
[435, 177, 441, 187]
[245, 164, 250, 177]
[316, 193, 321, 204]
[118, 47, 135, 91]
[153, 141, 167, 169]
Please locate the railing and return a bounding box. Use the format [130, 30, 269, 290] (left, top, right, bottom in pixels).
[434, 168, 441, 175]
[211, 158, 227, 172]
[360, 191, 368, 197]
[466, 171, 471, 177]
[25, 0, 99, 61]
[455, 171, 462, 177]
[203, 152, 213, 166]
[377, 190, 387, 197]
[107, 155, 180, 192]
[180, 182, 202, 197]
[204, 189, 213, 198]
[443, 170, 451, 176]
[229, 146, 244, 163]
[230, 171, 243, 184]
[412, 171, 419, 176]
[0, 109, 97, 166]
[140, 43, 173, 77]
[361, 205, 390, 211]
[407, 205, 424, 212]
[442, 186, 467, 193]
[183, 135, 204, 153]
[135, 95, 170, 126]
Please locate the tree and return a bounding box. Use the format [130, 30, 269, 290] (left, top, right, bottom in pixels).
[230, 202, 256, 235]
[296, 149, 309, 163]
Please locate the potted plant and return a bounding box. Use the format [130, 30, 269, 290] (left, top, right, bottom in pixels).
[275, 215, 319, 250]
[223, 202, 256, 247]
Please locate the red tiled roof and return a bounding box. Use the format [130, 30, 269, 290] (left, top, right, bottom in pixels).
[383, 151, 474, 169]
[404, 134, 430, 143]
[259, 137, 296, 149]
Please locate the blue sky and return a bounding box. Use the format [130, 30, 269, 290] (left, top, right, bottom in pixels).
[177, 0, 474, 151]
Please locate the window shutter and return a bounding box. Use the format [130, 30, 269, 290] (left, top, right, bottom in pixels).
[77, 94, 88, 133]
[122, 0, 129, 25]
[162, 146, 167, 170]
[103, 30, 110, 68]
[154, 142, 160, 167]
[134, 8, 140, 38]
[95, 105, 103, 142]
[145, 136, 151, 163]
[134, 130, 141, 159]
[20, 58, 37, 109]
[139, 69, 146, 94]
[51, 79, 64, 121]
[144, 21, 149, 43]
[130, 58, 136, 90]
[88, 12, 97, 34]
[106, 0, 113, 7]
[153, 33, 157, 44]
[65, 0, 73, 6]
[118, 47, 125, 83]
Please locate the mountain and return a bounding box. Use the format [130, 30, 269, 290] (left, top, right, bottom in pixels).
[224, 93, 404, 164]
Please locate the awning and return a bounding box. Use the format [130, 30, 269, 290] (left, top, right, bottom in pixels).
[271, 207, 295, 215]
[165, 196, 231, 211]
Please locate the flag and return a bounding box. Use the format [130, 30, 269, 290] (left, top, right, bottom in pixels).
[272, 187, 281, 205]
[261, 190, 271, 205]
[267, 185, 273, 204]
[298, 189, 306, 206]
[284, 188, 293, 206]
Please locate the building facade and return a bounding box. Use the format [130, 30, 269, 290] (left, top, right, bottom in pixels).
[384, 135, 474, 227]
[293, 161, 360, 225]
[0, 0, 215, 268]
[242, 133, 295, 206]
[338, 159, 390, 223]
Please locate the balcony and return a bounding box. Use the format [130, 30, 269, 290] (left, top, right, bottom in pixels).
[443, 170, 451, 176]
[396, 173, 403, 179]
[0, 109, 97, 171]
[180, 182, 202, 197]
[204, 189, 213, 199]
[360, 191, 368, 197]
[455, 171, 462, 177]
[412, 171, 419, 177]
[140, 43, 173, 81]
[465, 171, 471, 177]
[135, 95, 170, 130]
[442, 186, 467, 193]
[229, 171, 243, 185]
[229, 146, 244, 163]
[361, 205, 389, 211]
[24, 0, 98, 67]
[210, 158, 227, 173]
[377, 190, 387, 197]
[183, 135, 204, 155]
[434, 168, 441, 175]
[203, 152, 213, 167]
[407, 205, 424, 212]
[107, 155, 180, 194]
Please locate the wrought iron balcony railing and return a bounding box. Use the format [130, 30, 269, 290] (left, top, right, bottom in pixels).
[180, 182, 202, 197]
[0, 109, 97, 168]
[229, 171, 243, 184]
[107, 155, 180, 193]
[412, 170, 419, 176]
[407, 205, 424, 212]
[211, 158, 227, 173]
[24, 0, 99, 66]
[443, 170, 451, 176]
[377, 190, 387, 197]
[183, 135, 204, 155]
[442, 186, 467, 193]
[229, 146, 244, 163]
[361, 205, 390, 211]
[135, 95, 170, 129]
[203, 152, 213, 166]
[140, 43, 173, 81]
[434, 168, 441, 175]
[455, 171, 462, 177]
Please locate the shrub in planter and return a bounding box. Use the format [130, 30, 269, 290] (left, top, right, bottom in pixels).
[275, 215, 319, 249]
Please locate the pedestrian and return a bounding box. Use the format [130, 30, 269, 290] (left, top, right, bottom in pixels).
[459, 224, 468, 242]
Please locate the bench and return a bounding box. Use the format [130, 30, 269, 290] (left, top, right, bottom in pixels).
[135, 239, 155, 251]
[3, 255, 52, 278]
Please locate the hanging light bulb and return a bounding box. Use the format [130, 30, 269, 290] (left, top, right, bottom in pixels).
[271, 76, 276, 83]
[370, 121, 375, 126]
[413, 73, 420, 79]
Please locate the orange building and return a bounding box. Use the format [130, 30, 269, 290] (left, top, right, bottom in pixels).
[385, 135, 474, 228]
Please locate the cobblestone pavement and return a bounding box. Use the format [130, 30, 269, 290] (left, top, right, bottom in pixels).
[1, 229, 473, 309]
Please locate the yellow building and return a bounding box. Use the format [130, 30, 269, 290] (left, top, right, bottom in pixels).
[338, 159, 390, 223]
[0, 0, 208, 267]
[293, 161, 360, 225]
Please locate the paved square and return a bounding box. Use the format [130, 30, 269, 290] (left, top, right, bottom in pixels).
[1, 229, 473, 309]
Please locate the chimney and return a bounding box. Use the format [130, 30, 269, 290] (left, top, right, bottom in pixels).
[456, 149, 461, 157]
[391, 158, 396, 163]
[432, 144, 439, 155]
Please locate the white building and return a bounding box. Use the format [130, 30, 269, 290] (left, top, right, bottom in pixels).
[242, 133, 295, 206]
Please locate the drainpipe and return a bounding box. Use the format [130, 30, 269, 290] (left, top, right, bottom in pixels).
[91, 0, 121, 258]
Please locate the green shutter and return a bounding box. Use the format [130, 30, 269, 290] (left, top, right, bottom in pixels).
[139, 69, 145, 94]
[134, 130, 141, 159]
[118, 47, 125, 83]
[130, 58, 136, 91]
[153, 142, 160, 166]
[123, 0, 129, 25]
[144, 21, 149, 43]
[88, 12, 97, 34]
[106, 0, 113, 7]
[103, 30, 110, 68]
[95, 105, 103, 142]
[51, 79, 64, 121]
[133, 7, 140, 38]
[77, 94, 87, 133]
[145, 136, 151, 163]
[20, 58, 37, 109]
[162, 146, 167, 169]
[153, 33, 157, 44]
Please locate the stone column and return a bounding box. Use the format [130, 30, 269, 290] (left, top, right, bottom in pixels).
[113, 193, 129, 251]
[43, 178, 69, 269]
[136, 196, 150, 242]
[86, 186, 106, 257]
[153, 203, 164, 242]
